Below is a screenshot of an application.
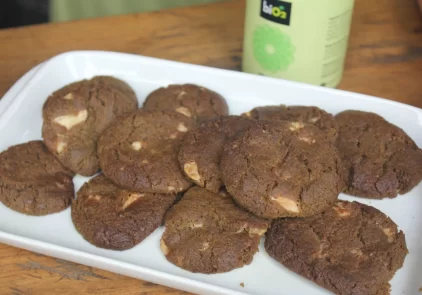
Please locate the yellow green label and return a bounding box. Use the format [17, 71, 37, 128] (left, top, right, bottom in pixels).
[243, 0, 354, 88]
[253, 25, 295, 72]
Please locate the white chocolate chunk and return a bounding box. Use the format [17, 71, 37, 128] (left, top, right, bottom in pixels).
[236, 223, 267, 235]
[236, 224, 247, 233]
[298, 135, 316, 144]
[200, 242, 209, 251]
[160, 239, 170, 255]
[88, 195, 101, 201]
[176, 107, 192, 117]
[350, 249, 363, 256]
[177, 91, 187, 100]
[56, 141, 67, 154]
[53, 109, 88, 130]
[177, 123, 188, 132]
[383, 228, 395, 243]
[63, 93, 74, 100]
[131, 141, 143, 151]
[190, 222, 203, 229]
[333, 202, 351, 217]
[270, 195, 300, 213]
[289, 121, 304, 131]
[309, 116, 320, 123]
[122, 193, 144, 210]
[248, 227, 267, 236]
[316, 244, 324, 258]
[184, 161, 201, 182]
[168, 186, 176, 191]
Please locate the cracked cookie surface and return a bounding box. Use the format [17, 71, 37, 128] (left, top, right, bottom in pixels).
[72, 174, 176, 250]
[179, 116, 256, 192]
[221, 120, 344, 219]
[42, 76, 138, 176]
[265, 201, 408, 295]
[97, 110, 194, 193]
[143, 84, 229, 122]
[335, 110, 422, 199]
[0, 141, 74, 215]
[243, 105, 338, 140]
[161, 187, 269, 273]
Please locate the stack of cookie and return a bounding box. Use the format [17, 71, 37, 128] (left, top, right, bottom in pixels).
[0, 76, 419, 295]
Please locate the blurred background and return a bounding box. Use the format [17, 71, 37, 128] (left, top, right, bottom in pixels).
[1, 0, 48, 29]
[0, 0, 226, 29]
[1, 0, 421, 30]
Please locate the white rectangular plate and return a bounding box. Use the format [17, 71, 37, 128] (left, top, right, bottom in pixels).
[0, 51, 421, 295]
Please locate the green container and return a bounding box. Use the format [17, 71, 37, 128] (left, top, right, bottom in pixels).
[242, 0, 355, 88]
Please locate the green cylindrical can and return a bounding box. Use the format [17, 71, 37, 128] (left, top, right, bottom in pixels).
[242, 0, 355, 88]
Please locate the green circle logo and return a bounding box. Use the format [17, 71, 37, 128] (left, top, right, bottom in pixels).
[252, 25, 295, 72]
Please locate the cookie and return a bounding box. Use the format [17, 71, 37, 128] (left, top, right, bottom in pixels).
[265, 201, 408, 295]
[98, 110, 194, 193]
[179, 116, 256, 192]
[42, 76, 138, 176]
[221, 120, 343, 219]
[335, 110, 422, 199]
[0, 141, 74, 215]
[72, 174, 176, 250]
[161, 186, 269, 273]
[244, 105, 338, 140]
[143, 84, 229, 122]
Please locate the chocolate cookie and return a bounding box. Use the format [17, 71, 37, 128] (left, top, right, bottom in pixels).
[98, 110, 194, 193]
[244, 105, 338, 140]
[265, 201, 408, 295]
[72, 174, 176, 250]
[161, 186, 269, 273]
[42, 76, 138, 176]
[143, 84, 229, 122]
[221, 120, 343, 219]
[0, 141, 74, 215]
[179, 116, 256, 192]
[335, 110, 422, 199]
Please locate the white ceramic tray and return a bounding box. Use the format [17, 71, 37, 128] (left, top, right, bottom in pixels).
[0, 51, 421, 295]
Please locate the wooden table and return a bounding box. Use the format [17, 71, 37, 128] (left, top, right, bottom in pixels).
[0, 0, 421, 294]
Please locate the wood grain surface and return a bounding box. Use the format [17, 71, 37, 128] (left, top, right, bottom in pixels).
[0, 0, 421, 294]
